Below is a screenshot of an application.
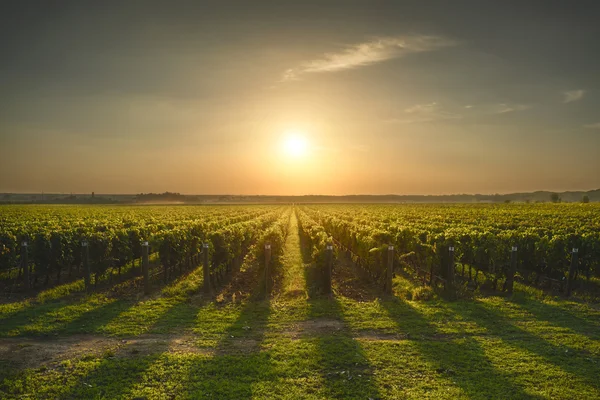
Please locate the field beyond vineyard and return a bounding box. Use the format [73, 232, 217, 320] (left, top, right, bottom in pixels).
[1, 204, 599, 399]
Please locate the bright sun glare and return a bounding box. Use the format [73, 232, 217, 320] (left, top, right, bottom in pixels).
[283, 133, 308, 158]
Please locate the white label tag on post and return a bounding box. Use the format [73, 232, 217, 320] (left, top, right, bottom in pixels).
[142, 241, 149, 246]
[389, 245, 394, 250]
[512, 246, 517, 252]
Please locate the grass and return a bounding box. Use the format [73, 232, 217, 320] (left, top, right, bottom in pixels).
[1, 213, 599, 399]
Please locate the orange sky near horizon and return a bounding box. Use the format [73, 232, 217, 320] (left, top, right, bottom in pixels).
[1, 2, 599, 195]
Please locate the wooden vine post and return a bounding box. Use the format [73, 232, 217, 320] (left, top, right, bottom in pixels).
[82, 241, 91, 293]
[142, 241, 150, 295]
[163, 245, 170, 284]
[566, 248, 578, 296]
[324, 244, 333, 295]
[429, 258, 434, 286]
[203, 243, 211, 295]
[447, 246, 455, 294]
[21, 241, 29, 290]
[506, 246, 518, 293]
[264, 243, 272, 294]
[386, 245, 395, 295]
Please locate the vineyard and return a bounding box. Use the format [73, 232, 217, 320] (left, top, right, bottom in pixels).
[0, 203, 599, 399]
[297, 203, 600, 299]
[0, 205, 289, 298]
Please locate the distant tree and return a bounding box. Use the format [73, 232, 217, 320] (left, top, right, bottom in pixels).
[504, 199, 511, 203]
[582, 195, 590, 203]
[551, 193, 560, 203]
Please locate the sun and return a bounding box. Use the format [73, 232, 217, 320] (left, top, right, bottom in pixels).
[282, 133, 308, 158]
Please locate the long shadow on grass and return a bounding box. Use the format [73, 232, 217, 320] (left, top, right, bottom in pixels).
[306, 295, 383, 400]
[300, 228, 383, 399]
[4, 244, 276, 398]
[183, 299, 273, 398]
[0, 255, 159, 320]
[48, 299, 272, 399]
[53, 269, 212, 398]
[0, 300, 72, 336]
[181, 241, 282, 398]
[508, 294, 600, 340]
[0, 295, 134, 338]
[1, 312, 171, 399]
[58, 264, 275, 398]
[55, 298, 131, 335]
[121, 244, 280, 398]
[0, 298, 134, 397]
[0, 262, 185, 337]
[447, 300, 600, 389]
[6, 266, 204, 398]
[380, 299, 544, 399]
[94, 265, 209, 336]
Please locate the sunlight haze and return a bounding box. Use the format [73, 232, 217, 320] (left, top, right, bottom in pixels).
[1, 1, 599, 195]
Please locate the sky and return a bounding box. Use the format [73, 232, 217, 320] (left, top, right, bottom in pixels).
[1, 0, 599, 195]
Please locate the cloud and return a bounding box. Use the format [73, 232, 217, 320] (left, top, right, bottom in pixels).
[491, 103, 531, 114]
[387, 102, 462, 124]
[386, 100, 532, 124]
[563, 89, 585, 103]
[282, 35, 457, 81]
[584, 122, 600, 129]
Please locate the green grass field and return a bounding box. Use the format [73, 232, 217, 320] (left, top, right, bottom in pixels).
[1, 213, 599, 399]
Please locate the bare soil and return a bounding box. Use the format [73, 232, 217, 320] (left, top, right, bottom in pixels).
[0, 319, 418, 375]
[0, 334, 210, 373]
[332, 253, 381, 301]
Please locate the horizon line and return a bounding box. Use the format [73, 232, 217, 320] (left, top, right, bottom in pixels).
[2, 189, 598, 197]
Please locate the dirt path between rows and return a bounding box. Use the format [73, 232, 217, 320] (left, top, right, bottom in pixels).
[0, 333, 207, 372]
[0, 320, 419, 375]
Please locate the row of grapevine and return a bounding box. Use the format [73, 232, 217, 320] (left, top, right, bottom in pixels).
[300, 204, 600, 295]
[200, 207, 290, 292]
[0, 206, 280, 293]
[300, 206, 392, 287]
[201, 207, 292, 296]
[296, 207, 334, 293]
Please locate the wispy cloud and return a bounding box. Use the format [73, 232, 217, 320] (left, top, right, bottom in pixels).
[563, 89, 585, 103]
[584, 122, 600, 129]
[491, 103, 531, 114]
[282, 35, 457, 81]
[387, 102, 462, 124]
[386, 100, 532, 124]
